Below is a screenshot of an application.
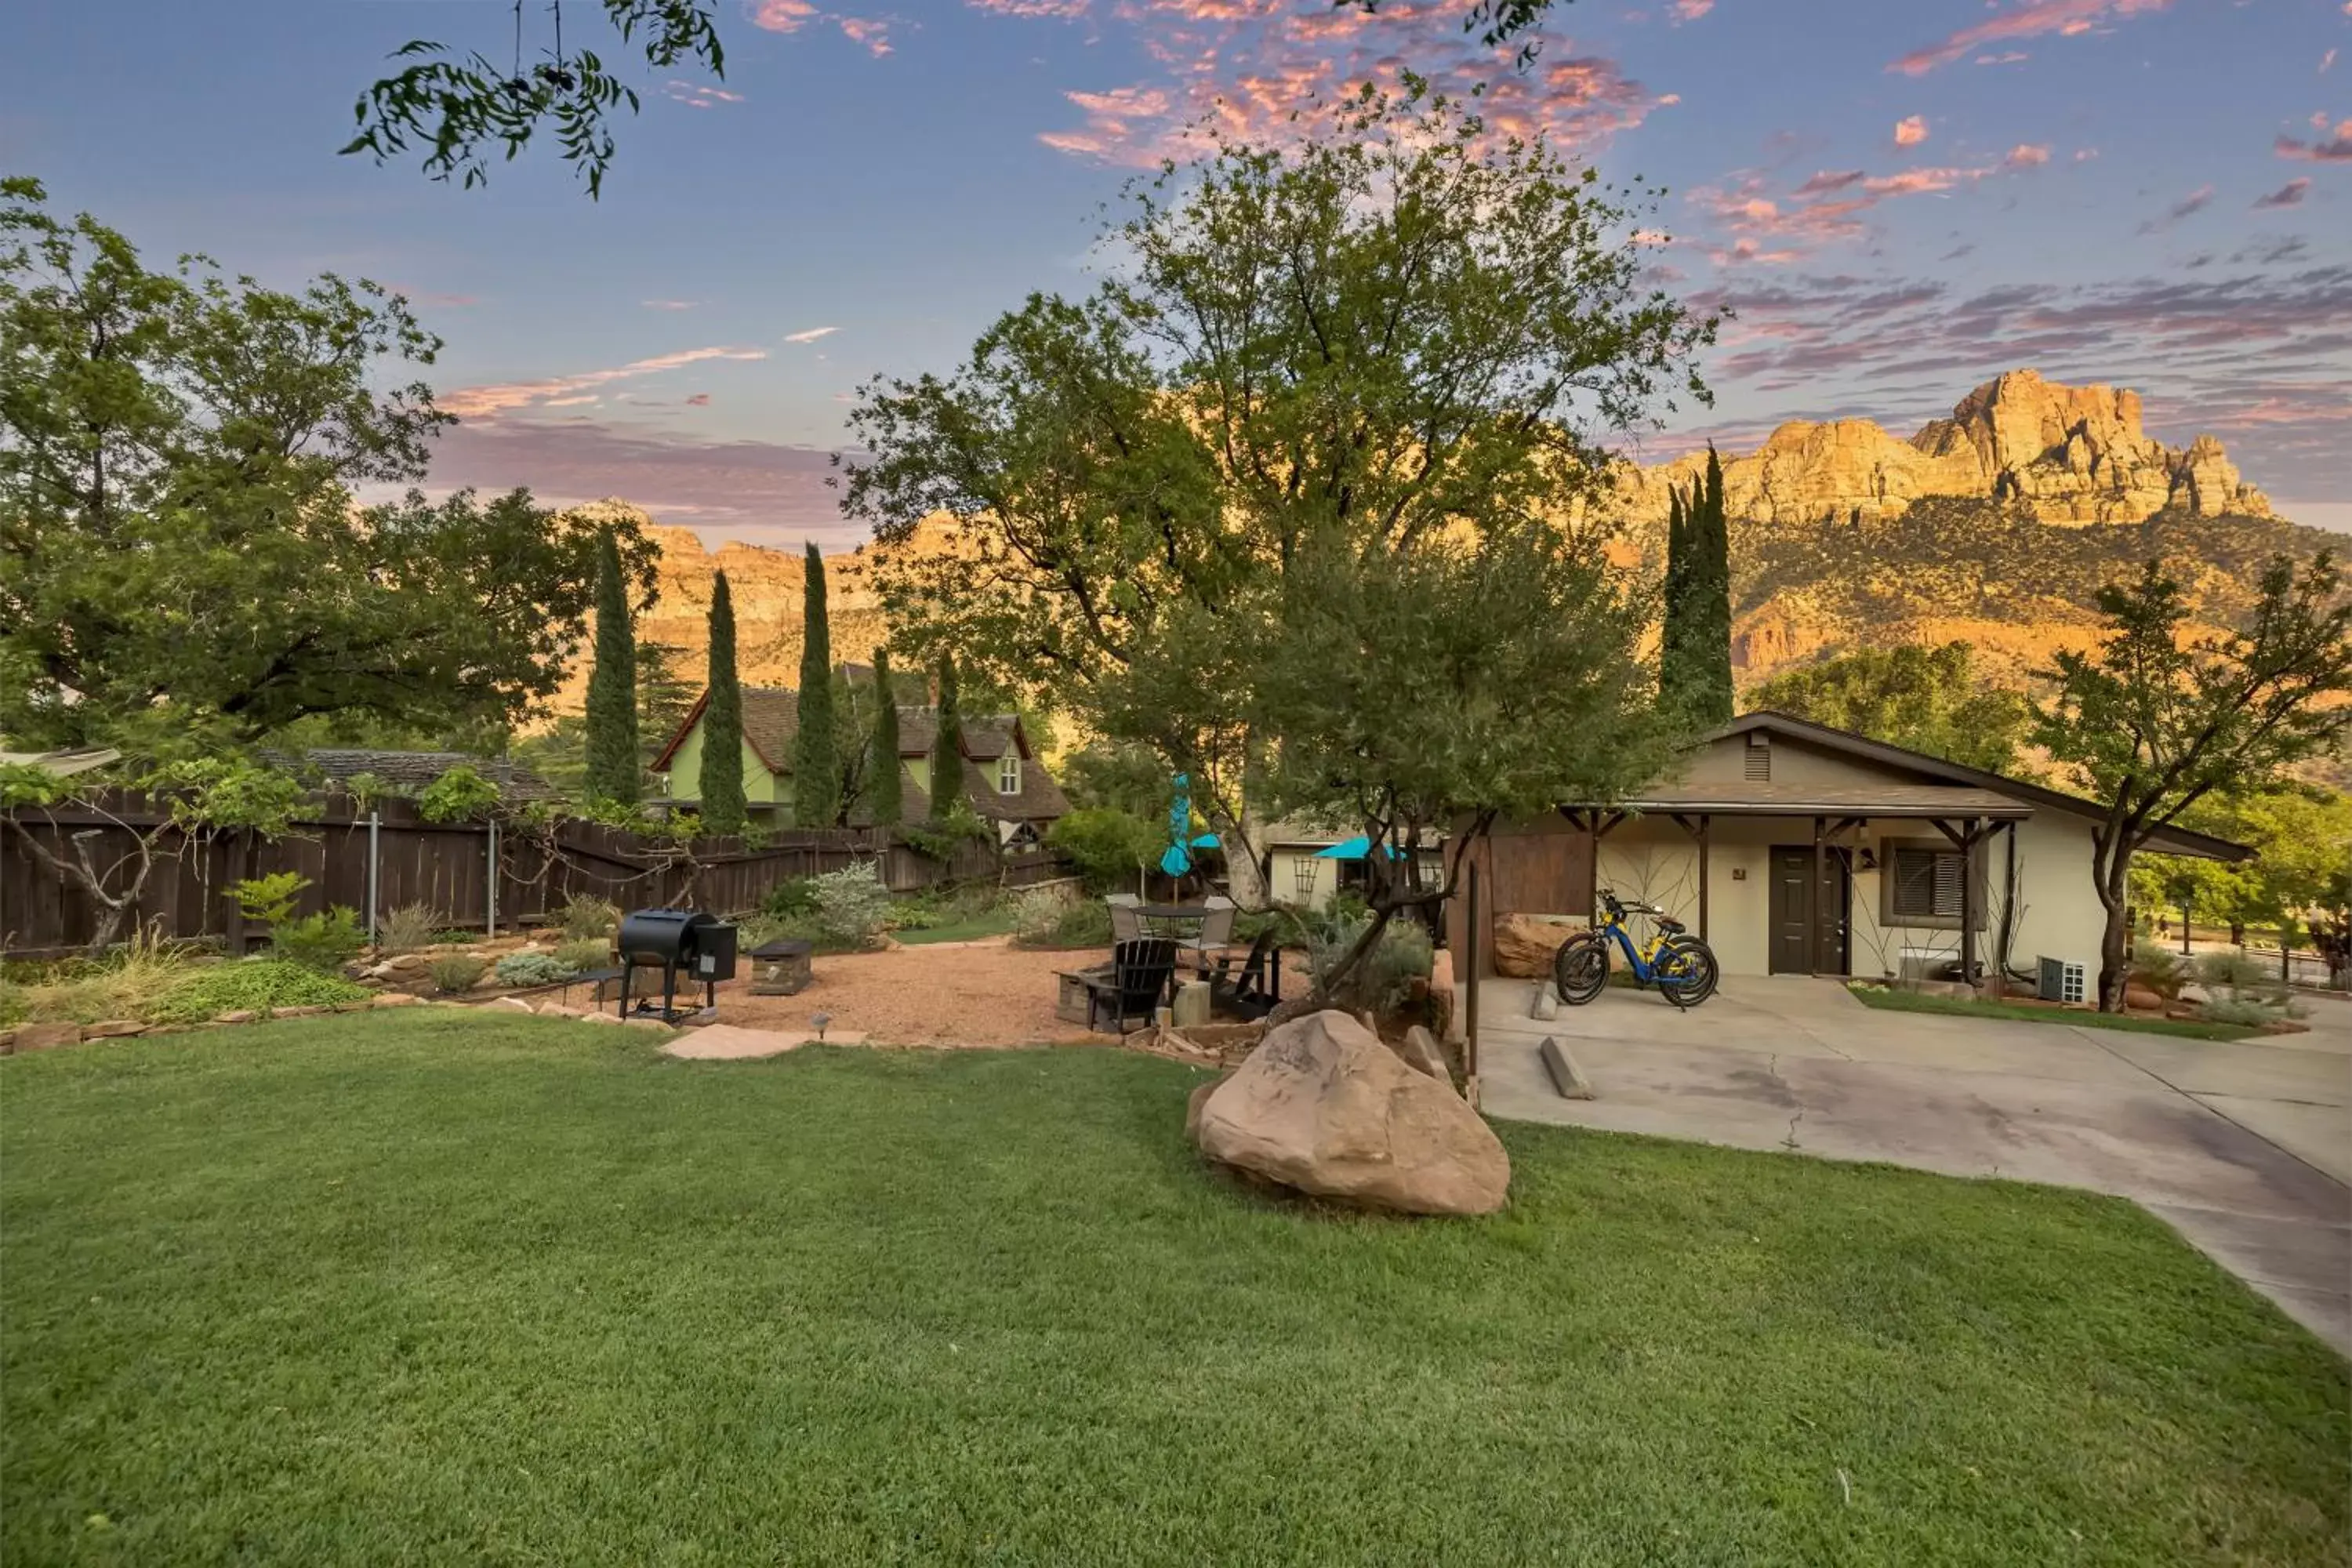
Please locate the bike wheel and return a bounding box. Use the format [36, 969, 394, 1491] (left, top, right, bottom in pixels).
[1554, 934, 1609, 1005]
[1657, 935, 1719, 1009]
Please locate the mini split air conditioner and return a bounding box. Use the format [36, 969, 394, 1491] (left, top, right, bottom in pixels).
[2038, 956, 2086, 1005]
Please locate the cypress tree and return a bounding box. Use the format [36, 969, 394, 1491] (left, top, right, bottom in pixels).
[791, 543, 840, 826]
[869, 645, 904, 828]
[699, 569, 747, 836]
[583, 528, 641, 805]
[1693, 445, 1735, 725]
[1658, 483, 1693, 714]
[930, 651, 964, 822]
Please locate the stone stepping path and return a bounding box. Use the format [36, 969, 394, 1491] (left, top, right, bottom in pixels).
[661, 1024, 868, 1060]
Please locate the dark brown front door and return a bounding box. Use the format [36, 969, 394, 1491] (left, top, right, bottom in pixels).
[1769, 846, 1852, 975]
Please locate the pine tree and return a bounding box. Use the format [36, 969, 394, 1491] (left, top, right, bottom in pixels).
[583, 527, 640, 805]
[869, 645, 904, 828]
[1693, 445, 1735, 725]
[930, 651, 964, 822]
[791, 543, 840, 826]
[699, 570, 747, 836]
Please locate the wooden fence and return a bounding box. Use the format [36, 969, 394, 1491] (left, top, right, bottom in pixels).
[0, 791, 1068, 957]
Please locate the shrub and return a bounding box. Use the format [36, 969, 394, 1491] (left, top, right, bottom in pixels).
[427, 954, 488, 994]
[417, 763, 501, 823]
[232, 871, 309, 927]
[903, 797, 991, 863]
[2126, 943, 2187, 1002]
[552, 938, 612, 973]
[494, 951, 573, 988]
[1012, 891, 1112, 949]
[2194, 949, 2292, 1022]
[148, 960, 369, 1024]
[2203, 996, 2284, 1029]
[378, 902, 441, 956]
[887, 891, 956, 931]
[557, 894, 619, 941]
[1048, 808, 1161, 894]
[1306, 914, 1433, 1014]
[764, 878, 819, 920]
[5, 931, 199, 1023]
[270, 907, 366, 974]
[809, 862, 893, 946]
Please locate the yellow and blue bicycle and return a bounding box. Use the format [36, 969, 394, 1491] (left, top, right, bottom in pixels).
[1554, 889, 1719, 1009]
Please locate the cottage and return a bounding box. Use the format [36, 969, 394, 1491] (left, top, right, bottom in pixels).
[652, 688, 1069, 844]
[258, 748, 564, 804]
[1448, 711, 2250, 991]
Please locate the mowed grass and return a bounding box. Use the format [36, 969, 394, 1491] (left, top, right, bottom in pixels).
[3, 1014, 2345, 1566]
[1850, 982, 2261, 1041]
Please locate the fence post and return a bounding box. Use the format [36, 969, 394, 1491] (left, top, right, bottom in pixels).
[365, 811, 381, 946]
[487, 818, 500, 938]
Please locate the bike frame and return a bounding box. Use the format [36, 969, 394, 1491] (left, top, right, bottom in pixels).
[1592, 908, 1676, 985]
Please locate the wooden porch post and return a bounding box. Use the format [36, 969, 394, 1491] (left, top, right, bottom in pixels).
[1698, 814, 1711, 942]
[1959, 815, 1980, 989]
[1811, 815, 1827, 975]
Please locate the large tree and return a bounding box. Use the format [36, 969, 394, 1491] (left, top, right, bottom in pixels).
[1751, 641, 2037, 775]
[0, 179, 657, 753]
[2031, 554, 2352, 1011]
[929, 652, 966, 823]
[583, 528, 640, 805]
[698, 569, 746, 836]
[843, 85, 1712, 978]
[791, 543, 840, 827]
[1658, 449, 1730, 726]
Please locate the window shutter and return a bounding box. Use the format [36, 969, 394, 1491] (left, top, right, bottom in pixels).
[1930, 851, 1964, 918]
[1890, 847, 1967, 923]
[1744, 742, 1770, 782]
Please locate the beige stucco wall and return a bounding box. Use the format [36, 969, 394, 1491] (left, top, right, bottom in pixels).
[1591, 809, 2108, 981]
[1678, 732, 1904, 789]
[1272, 847, 1340, 909]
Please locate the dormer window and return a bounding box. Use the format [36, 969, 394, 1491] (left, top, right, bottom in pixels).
[997, 755, 1022, 795]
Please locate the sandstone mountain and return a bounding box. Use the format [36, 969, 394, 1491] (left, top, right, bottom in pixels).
[1617, 368, 2271, 527]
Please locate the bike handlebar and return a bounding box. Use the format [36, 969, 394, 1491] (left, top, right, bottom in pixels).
[1597, 888, 1667, 919]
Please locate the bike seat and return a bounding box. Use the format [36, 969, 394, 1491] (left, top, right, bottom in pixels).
[1655, 916, 1686, 935]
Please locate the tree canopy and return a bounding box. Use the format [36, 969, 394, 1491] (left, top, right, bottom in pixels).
[583, 528, 641, 805]
[0, 178, 657, 756]
[698, 569, 747, 836]
[844, 85, 1709, 965]
[1749, 641, 2038, 776]
[2032, 553, 2352, 1009]
[1658, 446, 1730, 727]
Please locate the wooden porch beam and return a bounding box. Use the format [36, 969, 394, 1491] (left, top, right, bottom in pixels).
[1812, 814, 1827, 977]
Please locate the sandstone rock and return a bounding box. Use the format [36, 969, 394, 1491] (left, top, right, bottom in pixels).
[1492, 913, 1580, 979]
[1191, 1010, 1508, 1215]
[13, 1022, 82, 1051]
[214, 1010, 256, 1025]
[0, 1029, 14, 1054]
[1395, 1025, 1450, 1084]
[1429, 949, 1462, 1046]
[82, 1019, 149, 1039]
[274, 1005, 327, 1018]
[371, 993, 422, 1008]
[576, 1011, 622, 1026]
[490, 996, 538, 1013]
[535, 1001, 585, 1018]
[1613, 368, 2272, 529]
[1184, 1075, 1228, 1142]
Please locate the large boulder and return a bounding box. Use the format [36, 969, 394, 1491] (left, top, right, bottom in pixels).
[1191, 1010, 1508, 1215]
[1491, 913, 1581, 978]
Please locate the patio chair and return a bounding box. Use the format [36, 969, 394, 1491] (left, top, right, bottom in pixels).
[1210, 929, 1283, 1020]
[1076, 937, 1178, 1034]
[1175, 898, 1238, 977]
[1106, 894, 1142, 944]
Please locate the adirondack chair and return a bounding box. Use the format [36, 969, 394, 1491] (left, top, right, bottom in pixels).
[1074, 937, 1178, 1034]
[1210, 929, 1283, 1020]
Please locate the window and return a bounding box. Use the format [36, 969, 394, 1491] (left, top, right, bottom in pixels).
[997, 754, 1022, 795]
[1889, 845, 1965, 921]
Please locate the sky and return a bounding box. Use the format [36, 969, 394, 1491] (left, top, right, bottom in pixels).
[4, 0, 2347, 544]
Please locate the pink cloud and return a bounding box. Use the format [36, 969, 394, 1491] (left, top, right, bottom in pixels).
[1034, 2, 1665, 166]
[1893, 114, 1929, 147]
[442, 346, 768, 420]
[783, 326, 841, 344]
[2321, 47, 2337, 73]
[1893, 0, 2169, 77]
[1691, 147, 2052, 263]
[1669, 0, 1713, 20]
[837, 16, 895, 55]
[2136, 183, 2213, 234]
[642, 299, 699, 311]
[967, 0, 1088, 14]
[2253, 178, 2310, 209]
[663, 80, 746, 109]
[1975, 50, 2030, 65]
[750, 0, 817, 31]
[685, 393, 713, 407]
[2004, 143, 2050, 167]
[2274, 118, 2352, 162]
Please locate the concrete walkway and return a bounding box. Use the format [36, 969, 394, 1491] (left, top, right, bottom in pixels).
[1476, 975, 2352, 1355]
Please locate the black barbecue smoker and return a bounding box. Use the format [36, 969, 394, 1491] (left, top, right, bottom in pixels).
[615, 908, 739, 1022]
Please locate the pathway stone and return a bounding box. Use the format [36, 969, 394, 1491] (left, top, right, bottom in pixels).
[661, 1023, 868, 1059]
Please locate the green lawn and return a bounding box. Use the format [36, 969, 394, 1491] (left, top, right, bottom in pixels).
[889, 908, 1021, 945]
[1850, 982, 2262, 1041]
[4, 1014, 2344, 1566]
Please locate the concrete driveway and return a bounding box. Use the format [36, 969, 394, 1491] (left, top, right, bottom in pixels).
[1475, 975, 2352, 1355]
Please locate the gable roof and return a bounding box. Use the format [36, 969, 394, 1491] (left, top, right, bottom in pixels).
[1708, 711, 2251, 861]
[261, 749, 563, 803]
